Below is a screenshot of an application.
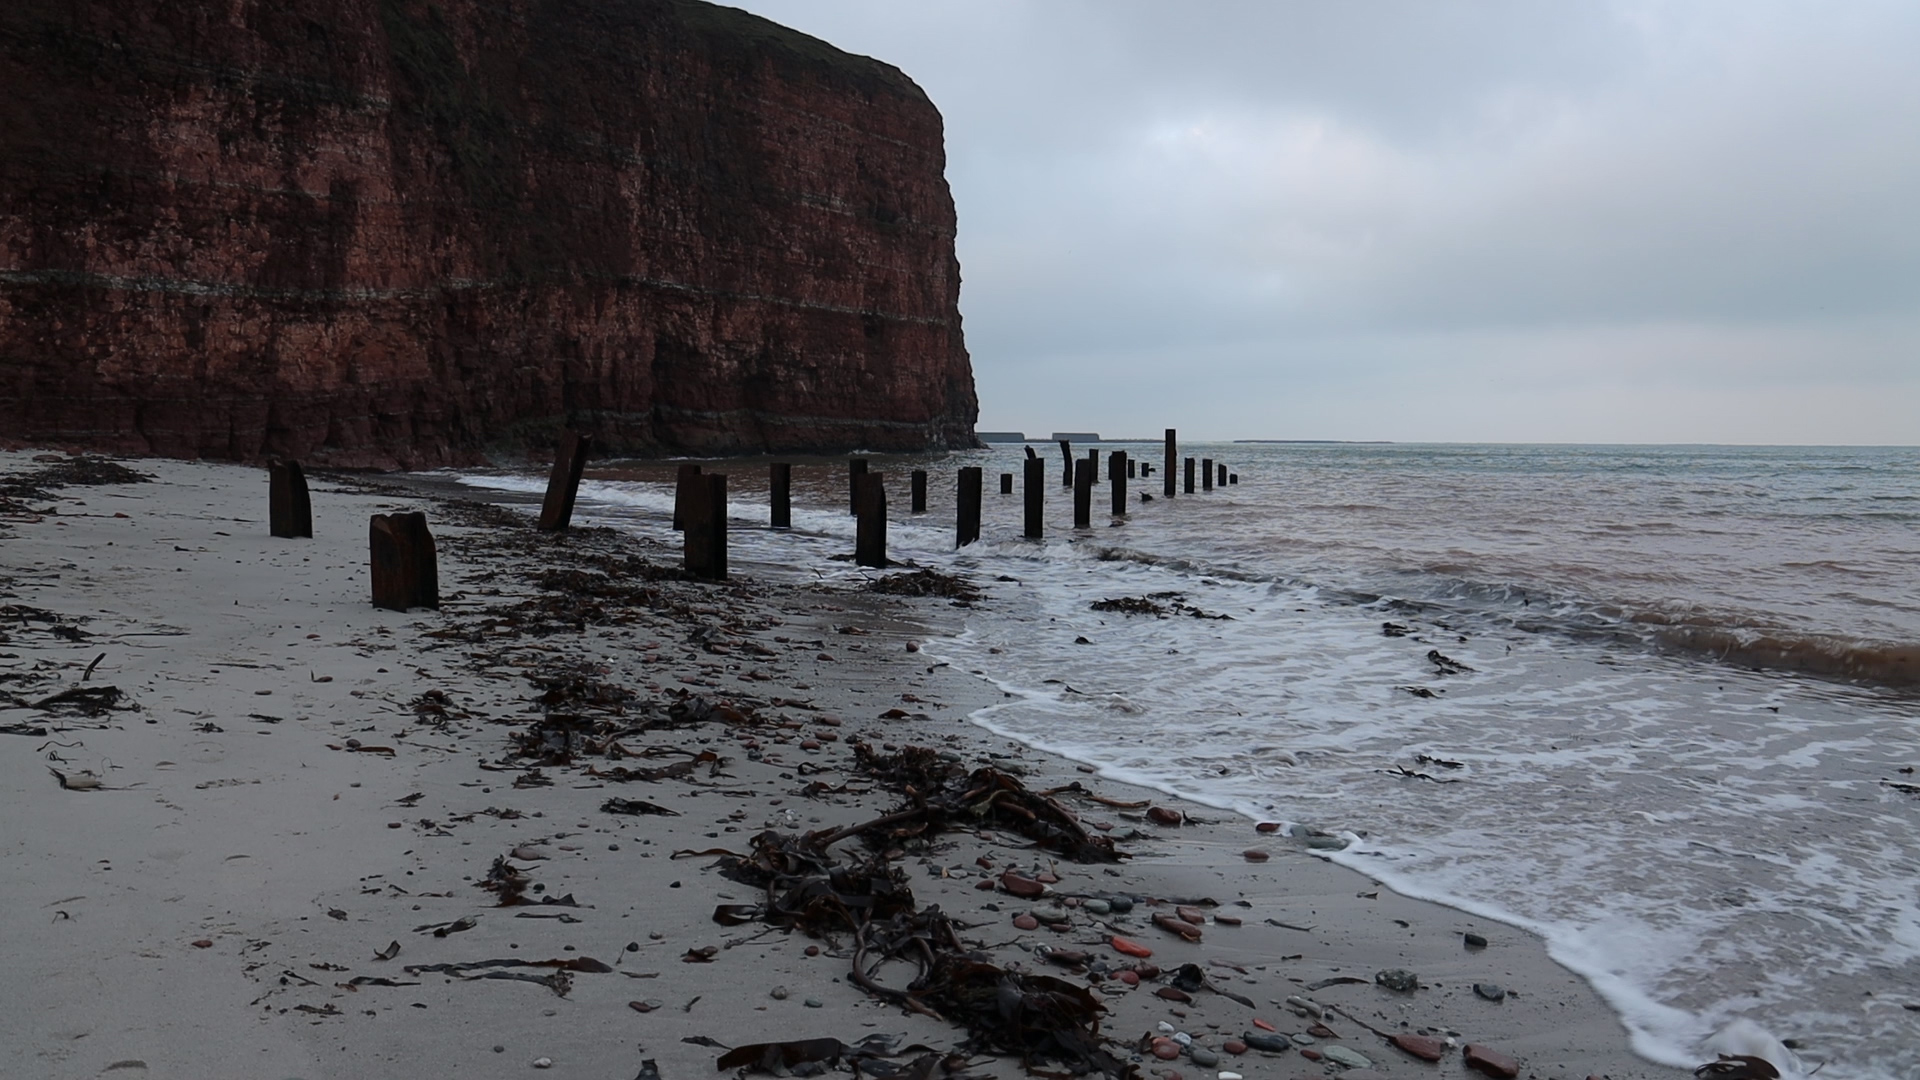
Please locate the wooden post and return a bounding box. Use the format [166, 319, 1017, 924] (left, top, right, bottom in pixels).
[536, 431, 591, 532]
[1185, 457, 1196, 494]
[1229, 473, 1238, 485]
[957, 467, 983, 547]
[1073, 458, 1093, 528]
[672, 464, 703, 531]
[910, 469, 927, 513]
[1163, 429, 1177, 498]
[769, 462, 791, 529]
[1111, 450, 1128, 517]
[684, 473, 728, 580]
[848, 458, 868, 515]
[1059, 440, 1073, 488]
[1023, 457, 1045, 539]
[1087, 448, 1099, 484]
[1025, 445, 1037, 460]
[269, 460, 312, 539]
[1202, 457, 1213, 492]
[855, 473, 887, 567]
[1000, 472, 1013, 495]
[370, 511, 437, 611]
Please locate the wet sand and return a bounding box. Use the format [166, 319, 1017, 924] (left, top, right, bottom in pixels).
[0, 451, 1690, 1080]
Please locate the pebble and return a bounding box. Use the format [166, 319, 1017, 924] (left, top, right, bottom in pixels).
[1321, 1045, 1373, 1068]
[532, 1058, 553, 1069]
[1013, 914, 1040, 931]
[1464, 1044, 1521, 1079]
[1171, 1032, 1192, 1047]
[1288, 1032, 1314, 1045]
[1241, 1033, 1290, 1053]
[1213, 913, 1242, 926]
[804, 998, 823, 1008]
[1305, 835, 1347, 850]
[1307, 1024, 1335, 1039]
[1255, 821, 1281, 832]
[1146, 806, 1183, 826]
[1283, 996, 1321, 1017]
[1391, 1034, 1446, 1062]
[1001, 871, 1046, 897]
[1464, 931, 1489, 949]
[804, 945, 820, 957]
[1241, 849, 1269, 862]
[1218, 1073, 1242, 1080]
[1375, 968, 1419, 992]
[1116, 970, 1140, 986]
[1221, 1040, 1246, 1055]
[1188, 1047, 1219, 1067]
[770, 986, 789, 1000]
[1474, 982, 1507, 1002]
[1151, 1039, 1181, 1061]
[1110, 935, 1153, 958]
[1084, 898, 1111, 914]
[1175, 906, 1207, 925]
[800, 739, 821, 751]
[1250, 1018, 1277, 1032]
[1156, 987, 1193, 1003]
[1299, 1049, 1321, 1062]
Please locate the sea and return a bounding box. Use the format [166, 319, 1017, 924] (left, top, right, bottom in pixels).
[454, 441, 1920, 1078]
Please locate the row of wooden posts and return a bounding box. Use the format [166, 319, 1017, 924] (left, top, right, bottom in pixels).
[264, 428, 1238, 612]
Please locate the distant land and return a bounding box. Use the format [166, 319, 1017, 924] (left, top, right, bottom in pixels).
[977, 432, 1027, 442]
[1233, 439, 1394, 444]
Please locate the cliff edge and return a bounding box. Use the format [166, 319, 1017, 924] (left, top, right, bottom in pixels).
[0, 0, 979, 466]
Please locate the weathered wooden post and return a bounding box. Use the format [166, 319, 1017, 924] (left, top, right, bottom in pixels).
[270, 460, 312, 539]
[684, 473, 728, 580]
[855, 473, 887, 567]
[1185, 457, 1196, 494]
[672, 464, 703, 531]
[1025, 445, 1038, 460]
[1163, 429, 1177, 498]
[1023, 457, 1045, 539]
[1217, 463, 1227, 488]
[1111, 450, 1128, 517]
[370, 511, 438, 611]
[957, 467, 983, 547]
[769, 462, 792, 528]
[848, 458, 868, 515]
[1073, 458, 1093, 528]
[1127, 457, 1137, 480]
[1229, 473, 1238, 485]
[1000, 472, 1013, 494]
[1059, 440, 1073, 488]
[1087, 447, 1099, 486]
[1202, 457, 1213, 492]
[910, 469, 927, 513]
[536, 431, 591, 532]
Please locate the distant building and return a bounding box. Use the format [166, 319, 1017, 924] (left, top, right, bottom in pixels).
[977, 431, 1027, 442]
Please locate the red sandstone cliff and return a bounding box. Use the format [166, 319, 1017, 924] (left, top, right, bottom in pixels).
[0, 0, 978, 467]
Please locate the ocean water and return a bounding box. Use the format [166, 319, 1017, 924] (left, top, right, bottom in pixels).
[455, 442, 1920, 1078]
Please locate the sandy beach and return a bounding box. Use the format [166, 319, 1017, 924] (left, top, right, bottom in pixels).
[0, 450, 1692, 1080]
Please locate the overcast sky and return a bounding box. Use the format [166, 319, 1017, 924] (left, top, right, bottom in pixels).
[732, 1, 1920, 444]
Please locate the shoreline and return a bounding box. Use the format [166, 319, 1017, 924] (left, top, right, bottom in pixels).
[0, 451, 1690, 1079]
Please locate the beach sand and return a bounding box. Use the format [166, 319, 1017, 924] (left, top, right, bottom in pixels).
[0, 451, 1690, 1080]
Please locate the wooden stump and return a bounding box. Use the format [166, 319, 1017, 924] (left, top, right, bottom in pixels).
[684, 473, 728, 580]
[769, 462, 792, 529]
[370, 512, 438, 611]
[1185, 457, 1196, 494]
[1111, 451, 1128, 517]
[1202, 457, 1213, 492]
[269, 461, 312, 539]
[910, 469, 928, 513]
[537, 431, 591, 532]
[1000, 472, 1014, 495]
[1163, 428, 1177, 498]
[1218, 463, 1227, 488]
[958, 467, 983, 548]
[855, 473, 887, 567]
[1073, 458, 1093, 529]
[1024, 457, 1045, 539]
[1059, 440, 1074, 488]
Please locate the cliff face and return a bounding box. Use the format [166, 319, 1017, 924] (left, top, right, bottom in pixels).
[0, 0, 977, 467]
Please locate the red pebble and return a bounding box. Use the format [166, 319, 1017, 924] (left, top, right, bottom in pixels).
[1110, 935, 1153, 958]
[1146, 806, 1183, 826]
[804, 946, 820, 957]
[1012, 914, 1040, 931]
[1175, 906, 1206, 925]
[1255, 821, 1282, 833]
[1243, 849, 1270, 862]
[1222, 1040, 1246, 1055]
[1299, 1049, 1321, 1061]
[974, 879, 995, 890]
[1392, 1034, 1447, 1062]
[1035, 871, 1059, 884]
[1251, 1018, 1276, 1032]
[799, 739, 821, 750]
[1214, 913, 1242, 926]
[1155, 986, 1193, 1003]
[1464, 1044, 1521, 1079]
[1150, 1039, 1180, 1061]
[1000, 871, 1046, 897]
[1116, 970, 1140, 986]
[191, 939, 212, 948]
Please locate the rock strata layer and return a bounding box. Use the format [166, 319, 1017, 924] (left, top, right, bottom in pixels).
[0, 0, 977, 466]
